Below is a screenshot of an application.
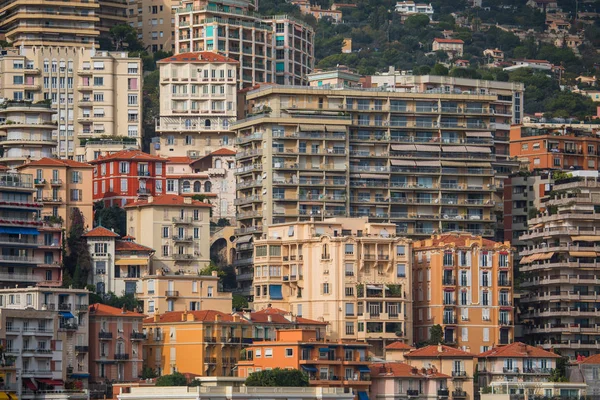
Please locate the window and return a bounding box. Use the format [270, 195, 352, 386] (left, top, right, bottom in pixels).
[207, 287, 213, 297]
[162, 245, 169, 257]
[397, 264, 406, 277]
[443, 251, 453, 266]
[264, 349, 273, 358]
[396, 245, 405, 256]
[119, 161, 130, 173]
[345, 263, 354, 276]
[345, 322, 354, 335]
[94, 77, 104, 86]
[285, 348, 293, 357]
[120, 179, 128, 192]
[323, 283, 330, 294]
[345, 303, 354, 316]
[128, 94, 138, 105]
[345, 244, 354, 255]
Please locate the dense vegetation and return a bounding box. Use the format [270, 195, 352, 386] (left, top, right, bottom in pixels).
[245, 368, 309, 387]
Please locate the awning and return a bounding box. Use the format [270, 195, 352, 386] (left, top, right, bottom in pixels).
[442, 146, 467, 152]
[326, 125, 346, 132]
[537, 252, 554, 260]
[299, 125, 325, 131]
[467, 162, 492, 167]
[0, 227, 39, 235]
[415, 144, 439, 152]
[360, 174, 388, 179]
[570, 251, 597, 258]
[37, 379, 63, 386]
[24, 379, 37, 391]
[442, 161, 466, 167]
[301, 365, 318, 372]
[319, 347, 331, 352]
[69, 374, 90, 379]
[114, 258, 148, 266]
[358, 365, 371, 373]
[465, 131, 493, 138]
[519, 255, 532, 264]
[236, 235, 253, 244]
[572, 236, 600, 242]
[416, 160, 441, 167]
[392, 144, 416, 151]
[358, 391, 369, 400]
[59, 311, 75, 319]
[269, 285, 283, 300]
[465, 146, 492, 153]
[0, 393, 12, 400]
[366, 284, 384, 290]
[390, 159, 415, 166]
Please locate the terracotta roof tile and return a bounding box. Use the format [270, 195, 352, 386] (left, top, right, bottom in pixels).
[244, 308, 326, 325]
[144, 310, 238, 324]
[157, 52, 238, 64]
[405, 345, 476, 358]
[210, 148, 236, 156]
[89, 303, 145, 317]
[115, 240, 154, 252]
[167, 157, 193, 164]
[82, 226, 120, 238]
[386, 341, 415, 350]
[477, 342, 560, 359]
[370, 363, 450, 378]
[578, 354, 600, 364]
[18, 157, 93, 168]
[415, 233, 501, 249]
[125, 194, 212, 208]
[434, 38, 464, 44]
[90, 150, 167, 164]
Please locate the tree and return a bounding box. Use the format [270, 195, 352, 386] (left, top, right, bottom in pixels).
[155, 372, 188, 386]
[199, 261, 225, 278]
[63, 208, 92, 288]
[430, 64, 449, 76]
[245, 368, 309, 387]
[110, 24, 144, 51]
[140, 366, 157, 379]
[93, 201, 126, 236]
[404, 14, 430, 30]
[427, 324, 444, 345]
[232, 294, 249, 310]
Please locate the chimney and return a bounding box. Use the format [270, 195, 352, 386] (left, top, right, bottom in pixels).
[211, 271, 218, 277]
[187, 313, 195, 322]
[147, 196, 154, 203]
[182, 309, 188, 321]
[184, 197, 192, 204]
[215, 314, 222, 322]
[267, 315, 272, 323]
[438, 344, 443, 353]
[122, 304, 127, 314]
[153, 313, 160, 322]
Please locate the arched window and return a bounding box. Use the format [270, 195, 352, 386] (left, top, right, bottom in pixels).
[182, 181, 191, 193]
[204, 181, 212, 192]
[205, 119, 211, 127]
[215, 159, 222, 168]
[193, 181, 201, 192]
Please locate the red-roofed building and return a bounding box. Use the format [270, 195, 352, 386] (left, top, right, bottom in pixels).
[412, 234, 514, 354]
[88, 303, 145, 384]
[90, 150, 168, 207]
[370, 362, 450, 399]
[385, 341, 415, 361]
[83, 226, 153, 296]
[432, 38, 464, 58]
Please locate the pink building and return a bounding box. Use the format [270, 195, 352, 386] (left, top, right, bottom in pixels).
[370, 362, 450, 398]
[88, 303, 145, 383]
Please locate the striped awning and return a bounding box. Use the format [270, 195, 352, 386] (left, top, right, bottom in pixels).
[391, 159, 416, 166]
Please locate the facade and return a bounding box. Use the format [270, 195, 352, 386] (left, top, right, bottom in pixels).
[404, 345, 476, 400]
[510, 124, 600, 171]
[0, 170, 63, 287]
[0, 48, 142, 161]
[237, 329, 371, 397]
[394, 2, 434, 20]
[413, 234, 514, 352]
[88, 303, 145, 384]
[519, 177, 600, 359]
[91, 150, 167, 207]
[0, 100, 57, 168]
[125, 195, 212, 273]
[307, 67, 362, 88]
[153, 52, 237, 159]
[432, 38, 464, 58]
[18, 158, 94, 232]
[251, 218, 412, 356]
[128, 0, 179, 53]
[570, 354, 600, 397]
[138, 272, 232, 315]
[83, 226, 153, 296]
[117, 386, 353, 400]
[175, 0, 315, 86]
[370, 362, 450, 400]
[291, 0, 343, 23]
[0, 287, 90, 388]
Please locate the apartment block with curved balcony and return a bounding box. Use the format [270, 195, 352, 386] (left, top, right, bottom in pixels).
[0, 100, 57, 169]
[520, 177, 600, 359]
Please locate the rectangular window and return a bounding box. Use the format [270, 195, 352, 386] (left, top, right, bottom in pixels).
[323, 283, 330, 294]
[397, 264, 406, 277]
[345, 244, 354, 255]
[120, 179, 128, 192]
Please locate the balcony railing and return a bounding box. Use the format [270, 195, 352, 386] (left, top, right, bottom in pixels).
[115, 353, 130, 360]
[99, 332, 113, 339]
[131, 332, 146, 340]
[165, 291, 179, 297]
[451, 371, 467, 377]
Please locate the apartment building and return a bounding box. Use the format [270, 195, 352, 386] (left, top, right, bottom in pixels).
[91, 150, 167, 207]
[127, 0, 179, 52]
[18, 158, 94, 232]
[88, 303, 145, 384]
[510, 124, 600, 171]
[237, 329, 371, 397]
[404, 345, 476, 400]
[83, 226, 153, 296]
[251, 218, 412, 356]
[412, 233, 514, 353]
[234, 85, 499, 242]
[0, 48, 142, 161]
[570, 354, 600, 397]
[175, 0, 314, 86]
[394, 1, 434, 20]
[153, 52, 237, 158]
[125, 195, 211, 273]
[0, 100, 57, 168]
[0, 171, 62, 288]
[234, 307, 328, 340]
[476, 342, 584, 398]
[370, 362, 450, 399]
[432, 38, 464, 58]
[0, 287, 90, 387]
[519, 176, 600, 359]
[138, 272, 232, 315]
[307, 67, 362, 88]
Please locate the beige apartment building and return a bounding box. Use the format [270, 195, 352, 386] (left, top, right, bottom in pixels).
[252, 218, 413, 355]
[125, 195, 212, 273]
[175, 0, 314, 86]
[0, 100, 57, 168]
[18, 157, 94, 232]
[0, 48, 143, 162]
[138, 271, 233, 315]
[128, 0, 180, 53]
[153, 52, 238, 158]
[413, 233, 514, 353]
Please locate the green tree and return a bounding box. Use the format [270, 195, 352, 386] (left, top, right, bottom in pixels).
[140, 366, 157, 379]
[427, 324, 444, 345]
[245, 368, 309, 387]
[155, 372, 189, 386]
[430, 64, 449, 76]
[199, 261, 225, 277]
[93, 201, 126, 236]
[110, 24, 144, 51]
[232, 294, 249, 310]
[404, 14, 430, 30]
[63, 208, 92, 288]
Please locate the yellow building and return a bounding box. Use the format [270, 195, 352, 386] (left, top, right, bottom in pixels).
[404, 344, 477, 400]
[126, 0, 179, 53]
[252, 218, 413, 356]
[17, 157, 94, 232]
[125, 195, 212, 273]
[138, 272, 232, 315]
[412, 233, 514, 353]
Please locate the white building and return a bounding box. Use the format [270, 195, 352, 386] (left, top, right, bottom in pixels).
[394, 1, 434, 19]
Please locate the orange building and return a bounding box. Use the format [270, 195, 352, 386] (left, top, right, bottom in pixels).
[412, 233, 514, 353]
[510, 124, 600, 171]
[237, 329, 371, 398]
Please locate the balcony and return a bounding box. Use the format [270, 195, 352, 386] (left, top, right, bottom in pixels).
[172, 217, 193, 224]
[172, 235, 193, 242]
[438, 389, 450, 396]
[58, 303, 72, 311]
[115, 353, 129, 360]
[59, 322, 78, 331]
[99, 332, 113, 340]
[443, 317, 458, 324]
[503, 367, 520, 373]
[451, 371, 467, 378]
[34, 179, 47, 186]
[131, 332, 146, 340]
[75, 346, 89, 352]
[442, 277, 456, 285]
[165, 290, 179, 297]
[407, 389, 420, 396]
[452, 390, 467, 398]
[173, 254, 194, 260]
[498, 279, 512, 287]
[204, 357, 217, 364]
[50, 179, 63, 186]
[204, 336, 216, 343]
